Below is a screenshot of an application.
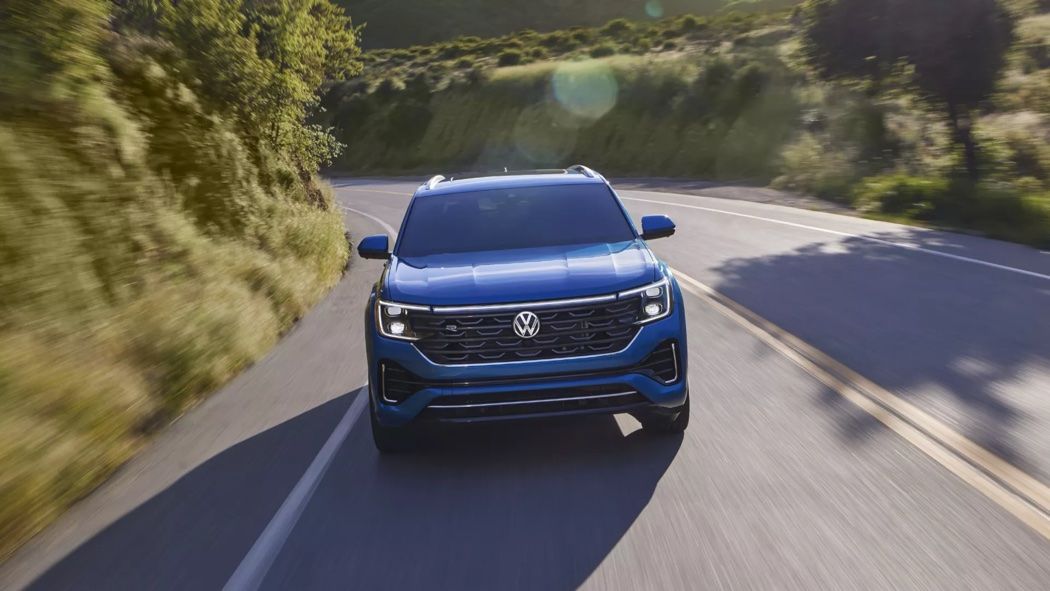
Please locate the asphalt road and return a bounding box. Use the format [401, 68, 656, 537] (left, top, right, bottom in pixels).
[3, 178, 1050, 590]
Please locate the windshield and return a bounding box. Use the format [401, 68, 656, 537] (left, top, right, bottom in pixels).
[396, 184, 636, 258]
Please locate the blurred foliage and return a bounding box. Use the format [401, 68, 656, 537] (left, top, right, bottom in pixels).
[329, 49, 800, 181]
[343, 0, 803, 49]
[801, 0, 1016, 179]
[332, 4, 1050, 246]
[855, 174, 1050, 246]
[0, 0, 358, 558]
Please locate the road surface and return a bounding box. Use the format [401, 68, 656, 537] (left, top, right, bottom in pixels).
[2, 178, 1050, 590]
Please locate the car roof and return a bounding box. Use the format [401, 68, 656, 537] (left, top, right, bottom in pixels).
[414, 167, 606, 197]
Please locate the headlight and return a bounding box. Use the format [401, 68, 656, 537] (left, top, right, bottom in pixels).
[376, 300, 427, 340]
[619, 277, 672, 324]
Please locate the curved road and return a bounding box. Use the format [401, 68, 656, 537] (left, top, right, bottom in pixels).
[3, 178, 1050, 590]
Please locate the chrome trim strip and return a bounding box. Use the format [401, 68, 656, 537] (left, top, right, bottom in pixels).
[618, 277, 669, 298]
[670, 342, 680, 384]
[427, 390, 637, 409]
[383, 276, 666, 316]
[379, 363, 400, 404]
[378, 300, 431, 312]
[430, 293, 618, 314]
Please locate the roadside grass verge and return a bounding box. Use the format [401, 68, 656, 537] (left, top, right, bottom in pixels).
[0, 0, 355, 559]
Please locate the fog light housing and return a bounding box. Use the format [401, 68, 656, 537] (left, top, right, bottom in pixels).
[644, 303, 663, 317]
[389, 321, 407, 335]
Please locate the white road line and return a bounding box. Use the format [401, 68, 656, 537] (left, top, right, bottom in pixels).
[224, 390, 369, 591]
[337, 186, 412, 197]
[341, 205, 399, 239]
[671, 268, 1050, 540]
[624, 196, 1050, 282]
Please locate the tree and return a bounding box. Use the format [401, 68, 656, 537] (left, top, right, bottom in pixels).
[802, 0, 1015, 180]
[113, 0, 362, 170]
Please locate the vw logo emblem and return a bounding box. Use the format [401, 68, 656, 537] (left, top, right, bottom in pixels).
[513, 311, 541, 339]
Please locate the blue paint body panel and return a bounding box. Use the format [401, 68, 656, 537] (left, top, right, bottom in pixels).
[363, 170, 689, 427]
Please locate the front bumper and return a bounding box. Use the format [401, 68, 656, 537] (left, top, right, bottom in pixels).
[366, 279, 689, 426]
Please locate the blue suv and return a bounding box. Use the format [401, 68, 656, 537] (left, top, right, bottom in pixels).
[358, 166, 688, 451]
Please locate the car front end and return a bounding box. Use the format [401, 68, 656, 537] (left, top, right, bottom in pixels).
[366, 268, 688, 427]
[357, 168, 689, 451]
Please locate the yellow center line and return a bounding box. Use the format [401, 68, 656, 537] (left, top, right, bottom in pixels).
[671, 267, 1050, 541]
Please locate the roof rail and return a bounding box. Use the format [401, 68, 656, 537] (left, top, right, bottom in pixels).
[567, 164, 596, 178]
[424, 175, 446, 190]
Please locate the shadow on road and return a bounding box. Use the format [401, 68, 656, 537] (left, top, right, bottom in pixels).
[260, 414, 682, 590]
[27, 392, 681, 591]
[710, 229, 1050, 479]
[26, 394, 358, 591]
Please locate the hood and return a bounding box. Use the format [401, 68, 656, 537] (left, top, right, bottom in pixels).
[385, 240, 658, 306]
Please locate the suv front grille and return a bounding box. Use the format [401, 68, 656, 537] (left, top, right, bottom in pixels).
[410, 296, 643, 365]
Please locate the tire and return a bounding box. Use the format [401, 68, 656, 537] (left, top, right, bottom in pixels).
[370, 399, 416, 453]
[640, 393, 689, 434]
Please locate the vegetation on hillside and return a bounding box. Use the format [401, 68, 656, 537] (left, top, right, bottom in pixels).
[343, 0, 801, 48]
[327, 2, 1050, 246]
[0, 0, 359, 558]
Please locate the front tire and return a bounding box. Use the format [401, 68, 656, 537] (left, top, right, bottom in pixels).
[640, 393, 689, 434]
[370, 399, 416, 453]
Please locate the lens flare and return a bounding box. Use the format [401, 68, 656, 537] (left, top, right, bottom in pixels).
[645, 0, 664, 19]
[550, 61, 619, 120]
[512, 104, 578, 166]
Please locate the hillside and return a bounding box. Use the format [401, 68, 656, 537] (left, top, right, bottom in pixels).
[324, 6, 1050, 246]
[0, 0, 358, 558]
[344, 0, 800, 48]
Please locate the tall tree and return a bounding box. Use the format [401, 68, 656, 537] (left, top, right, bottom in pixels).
[802, 0, 1015, 180]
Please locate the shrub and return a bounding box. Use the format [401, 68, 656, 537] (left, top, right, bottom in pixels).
[600, 18, 635, 37]
[661, 40, 678, 51]
[438, 43, 469, 59]
[853, 174, 950, 217]
[570, 29, 594, 44]
[590, 44, 617, 58]
[773, 133, 861, 200]
[950, 183, 1050, 246]
[539, 31, 571, 48]
[498, 50, 523, 66]
[455, 57, 474, 69]
[529, 47, 548, 59]
[678, 15, 700, 32]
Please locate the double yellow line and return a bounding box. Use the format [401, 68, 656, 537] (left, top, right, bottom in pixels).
[672, 268, 1050, 541]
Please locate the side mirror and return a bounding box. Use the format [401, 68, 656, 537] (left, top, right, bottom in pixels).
[640, 215, 676, 240]
[357, 234, 390, 260]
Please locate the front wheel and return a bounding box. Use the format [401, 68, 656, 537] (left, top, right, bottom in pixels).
[640, 393, 689, 434]
[370, 400, 416, 453]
